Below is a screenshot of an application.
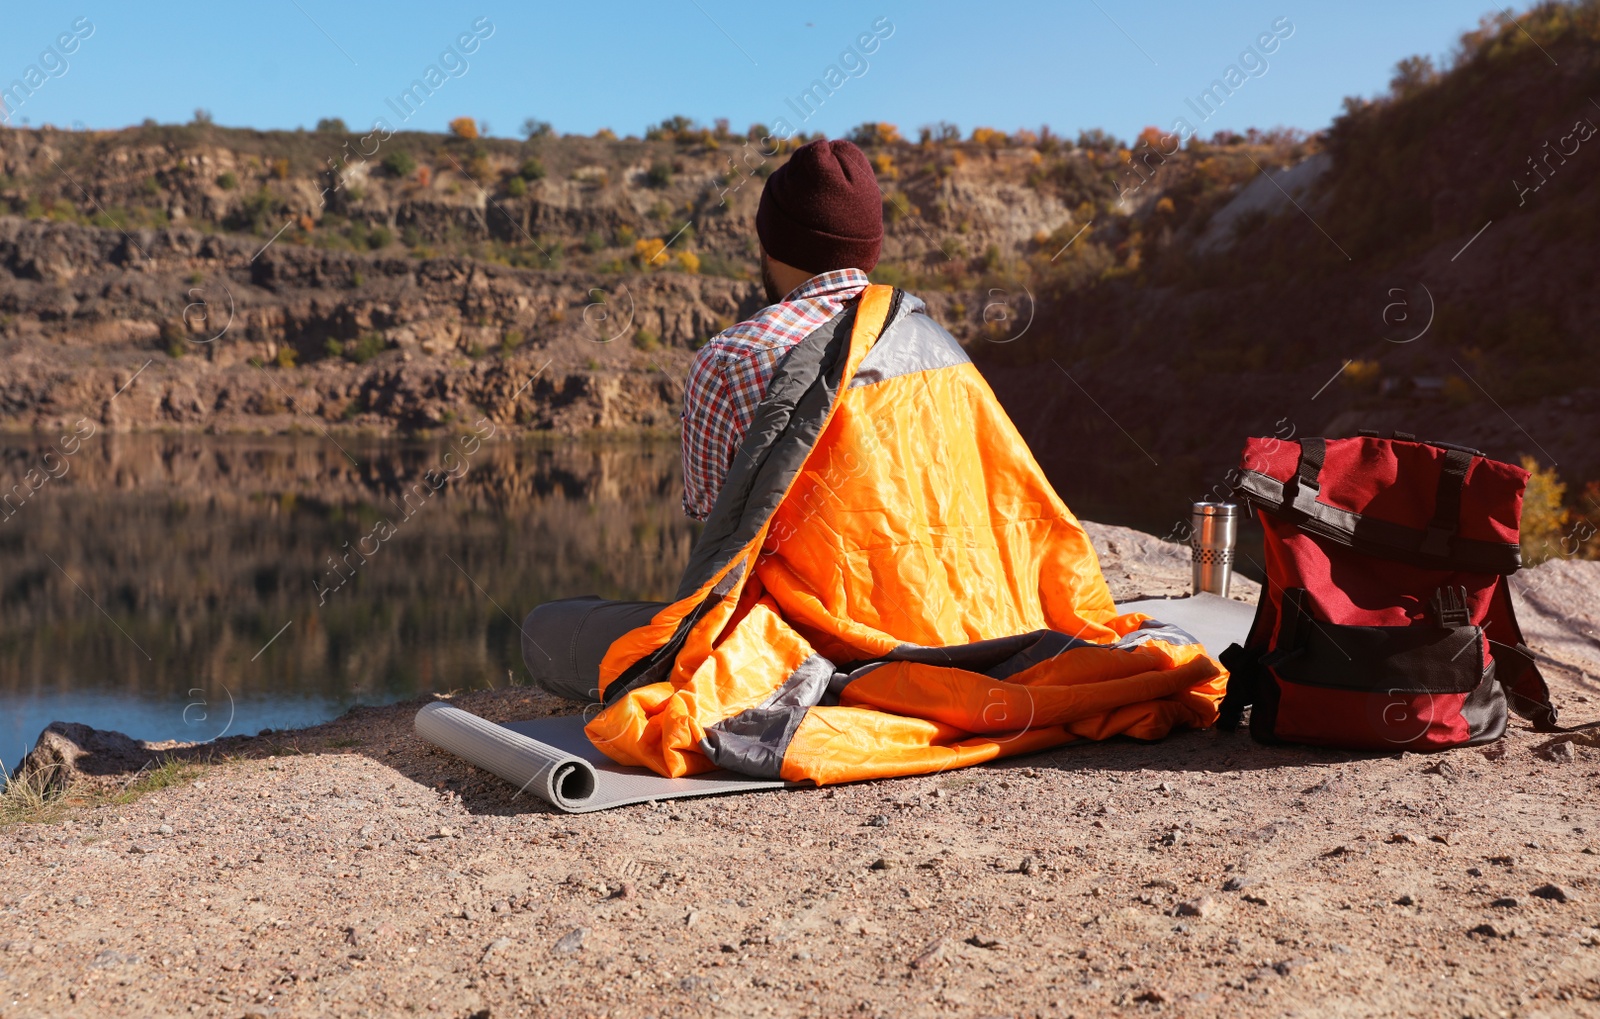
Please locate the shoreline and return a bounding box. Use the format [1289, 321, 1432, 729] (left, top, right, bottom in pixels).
[0, 520, 1250, 778]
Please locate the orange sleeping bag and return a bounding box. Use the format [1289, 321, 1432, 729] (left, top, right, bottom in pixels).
[586, 284, 1225, 784]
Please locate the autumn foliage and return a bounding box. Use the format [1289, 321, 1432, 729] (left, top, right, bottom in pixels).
[633, 238, 666, 266]
[969, 127, 1008, 150]
[848, 122, 902, 147]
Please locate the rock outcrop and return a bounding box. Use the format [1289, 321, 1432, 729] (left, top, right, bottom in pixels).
[12, 722, 161, 796]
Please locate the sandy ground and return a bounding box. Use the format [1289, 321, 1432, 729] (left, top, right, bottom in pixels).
[4, 552, 1600, 1018]
[6, 684, 1600, 1018]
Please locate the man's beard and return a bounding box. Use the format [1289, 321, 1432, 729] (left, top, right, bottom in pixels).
[761, 257, 784, 305]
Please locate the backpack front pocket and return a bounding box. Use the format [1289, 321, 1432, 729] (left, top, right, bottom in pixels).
[1258, 588, 1505, 750]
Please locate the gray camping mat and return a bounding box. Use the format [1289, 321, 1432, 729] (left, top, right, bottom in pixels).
[414, 702, 786, 813]
[1121, 593, 1254, 658]
[415, 596, 1252, 812]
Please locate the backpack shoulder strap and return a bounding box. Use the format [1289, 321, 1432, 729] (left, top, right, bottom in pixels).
[1217, 589, 1273, 729]
[1487, 577, 1560, 731]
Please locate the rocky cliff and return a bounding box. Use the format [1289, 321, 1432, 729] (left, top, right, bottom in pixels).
[0, 216, 759, 435]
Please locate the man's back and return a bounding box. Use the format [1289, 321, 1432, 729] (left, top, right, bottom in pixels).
[680, 268, 869, 520]
[679, 138, 885, 520]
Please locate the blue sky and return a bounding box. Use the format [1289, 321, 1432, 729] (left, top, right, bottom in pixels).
[2, 1, 1506, 142]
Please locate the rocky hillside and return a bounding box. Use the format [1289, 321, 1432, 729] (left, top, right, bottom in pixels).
[0, 217, 754, 434]
[0, 99, 1289, 440]
[1, 1, 1597, 527]
[979, 2, 1600, 532]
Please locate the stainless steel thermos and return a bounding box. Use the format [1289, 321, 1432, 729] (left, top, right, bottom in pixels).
[1190, 502, 1237, 597]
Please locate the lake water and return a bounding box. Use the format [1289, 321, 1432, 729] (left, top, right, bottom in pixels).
[0, 432, 1243, 773]
[0, 433, 698, 773]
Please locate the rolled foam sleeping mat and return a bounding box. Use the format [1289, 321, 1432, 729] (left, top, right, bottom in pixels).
[413, 701, 786, 812]
[416, 702, 597, 809]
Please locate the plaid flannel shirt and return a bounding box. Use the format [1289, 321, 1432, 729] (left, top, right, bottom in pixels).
[681, 268, 871, 520]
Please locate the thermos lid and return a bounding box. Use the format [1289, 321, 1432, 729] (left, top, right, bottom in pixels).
[1191, 501, 1237, 517]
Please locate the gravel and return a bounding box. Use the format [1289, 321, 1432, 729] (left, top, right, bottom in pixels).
[2, 665, 1598, 1017]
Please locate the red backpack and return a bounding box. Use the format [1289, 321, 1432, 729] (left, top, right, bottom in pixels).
[1219, 431, 1559, 750]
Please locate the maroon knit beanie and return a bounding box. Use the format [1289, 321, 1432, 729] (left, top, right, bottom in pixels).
[756, 139, 883, 274]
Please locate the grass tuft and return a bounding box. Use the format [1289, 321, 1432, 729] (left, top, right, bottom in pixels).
[2, 754, 199, 829]
[111, 757, 196, 804]
[0, 758, 69, 826]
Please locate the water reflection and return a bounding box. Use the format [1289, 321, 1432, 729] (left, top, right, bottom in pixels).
[0, 427, 1249, 770]
[0, 433, 697, 769]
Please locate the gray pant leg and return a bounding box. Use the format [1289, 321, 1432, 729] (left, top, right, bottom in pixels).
[521, 596, 669, 703]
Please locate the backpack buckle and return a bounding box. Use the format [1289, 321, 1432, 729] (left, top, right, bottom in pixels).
[1428, 585, 1470, 629]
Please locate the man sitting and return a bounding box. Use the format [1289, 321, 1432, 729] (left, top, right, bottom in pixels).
[521, 139, 887, 704]
[522, 139, 1223, 783]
